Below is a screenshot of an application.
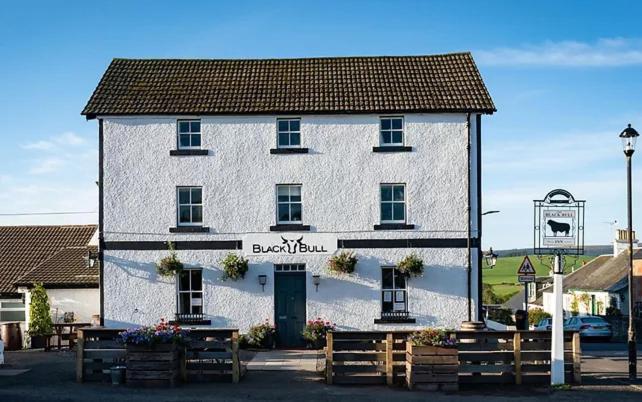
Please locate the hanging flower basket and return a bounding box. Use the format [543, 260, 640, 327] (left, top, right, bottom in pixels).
[397, 253, 424, 277]
[221, 253, 249, 281]
[156, 242, 184, 277]
[327, 251, 358, 275]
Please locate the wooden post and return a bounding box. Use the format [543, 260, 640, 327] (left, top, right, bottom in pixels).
[572, 332, 582, 384]
[326, 331, 333, 385]
[386, 332, 394, 386]
[513, 332, 522, 385]
[231, 330, 240, 383]
[75, 329, 84, 383]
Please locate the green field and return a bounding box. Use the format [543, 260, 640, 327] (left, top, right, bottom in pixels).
[483, 255, 593, 298]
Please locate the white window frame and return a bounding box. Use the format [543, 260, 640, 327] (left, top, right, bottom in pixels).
[177, 269, 203, 315]
[380, 183, 406, 224]
[379, 116, 404, 146]
[276, 184, 303, 224]
[381, 266, 408, 313]
[177, 186, 203, 226]
[274, 263, 306, 272]
[276, 118, 302, 149]
[0, 299, 26, 322]
[177, 119, 202, 150]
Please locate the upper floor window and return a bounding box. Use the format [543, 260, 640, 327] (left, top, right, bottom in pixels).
[380, 117, 403, 146]
[277, 118, 301, 148]
[178, 269, 203, 315]
[177, 187, 203, 226]
[178, 120, 201, 149]
[277, 184, 302, 224]
[381, 266, 407, 313]
[380, 184, 406, 223]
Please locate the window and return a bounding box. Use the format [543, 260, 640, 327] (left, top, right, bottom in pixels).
[277, 118, 301, 148]
[275, 264, 305, 272]
[177, 187, 203, 226]
[178, 269, 203, 315]
[177, 120, 201, 149]
[380, 117, 403, 146]
[277, 184, 302, 224]
[380, 184, 406, 223]
[0, 300, 26, 321]
[381, 267, 407, 313]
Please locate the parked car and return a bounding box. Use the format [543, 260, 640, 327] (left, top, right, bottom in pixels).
[564, 316, 612, 340]
[534, 318, 553, 331]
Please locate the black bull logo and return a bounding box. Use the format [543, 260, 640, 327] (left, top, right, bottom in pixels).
[281, 236, 304, 254]
[547, 219, 571, 236]
[251, 236, 329, 254]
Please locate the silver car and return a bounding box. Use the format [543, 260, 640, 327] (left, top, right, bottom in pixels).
[564, 316, 612, 340]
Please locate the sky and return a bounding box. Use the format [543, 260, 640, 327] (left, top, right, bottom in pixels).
[0, 0, 641, 250]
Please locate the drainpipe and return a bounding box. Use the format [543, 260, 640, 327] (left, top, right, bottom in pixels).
[466, 113, 472, 322]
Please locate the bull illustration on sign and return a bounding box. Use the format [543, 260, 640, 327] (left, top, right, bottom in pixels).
[547, 220, 571, 237]
[281, 236, 304, 254]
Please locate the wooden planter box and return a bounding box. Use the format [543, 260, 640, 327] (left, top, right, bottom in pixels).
[406, 343, 458, 391]
[126, 343, 182, 387]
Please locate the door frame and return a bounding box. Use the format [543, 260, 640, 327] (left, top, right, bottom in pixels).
[273, 266, 307, 348]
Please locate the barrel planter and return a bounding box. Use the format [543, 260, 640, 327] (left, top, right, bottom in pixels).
[406, 343, 458, 391]
[125, 343, 182, 387]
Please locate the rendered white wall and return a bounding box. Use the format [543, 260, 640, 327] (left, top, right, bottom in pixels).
[48, 288, 99, 323]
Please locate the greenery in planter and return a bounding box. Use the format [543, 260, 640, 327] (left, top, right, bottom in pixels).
[221, 253, 249, 281]
[156, 241, 184, 277]
[28, 283, 53, 338]
[302, 318, 336, 348]
[397, 253, 424, 277]
[118, 319, 190, 346]
[327, 251, 358, 275]
[247, 319, 276, 349]
[528, 308, 551, 326]
[409, 328, 455, 347]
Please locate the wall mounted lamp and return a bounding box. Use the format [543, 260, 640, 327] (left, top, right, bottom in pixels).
[312, 275, 321, 292]
[258, 275, 267, 291]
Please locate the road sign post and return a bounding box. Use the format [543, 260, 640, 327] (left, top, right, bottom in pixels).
[517, 256, 537, 325]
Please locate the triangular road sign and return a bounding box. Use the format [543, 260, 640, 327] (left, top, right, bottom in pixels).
[517, 256, 536, 275]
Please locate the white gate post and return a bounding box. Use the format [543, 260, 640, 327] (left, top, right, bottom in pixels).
[551, 253, 565, 385]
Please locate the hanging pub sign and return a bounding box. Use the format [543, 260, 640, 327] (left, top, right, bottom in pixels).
[534, 189, 585, 255]
[242, 233, 338, 256]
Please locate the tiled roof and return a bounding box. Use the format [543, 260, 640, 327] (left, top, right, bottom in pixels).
[14, 246, 99, 288]
[82, 53, 495, 118]
[0, 225, 97, 294]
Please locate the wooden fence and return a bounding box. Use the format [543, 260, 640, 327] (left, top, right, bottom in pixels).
[76, 328, 241, 384]
[325, 330, 581, 386]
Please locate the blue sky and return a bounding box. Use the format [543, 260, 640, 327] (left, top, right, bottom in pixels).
[1, 0, 641, 249]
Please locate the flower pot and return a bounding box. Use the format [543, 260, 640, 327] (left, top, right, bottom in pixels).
[30, 335, 48, 349]
[406, 344, 458, 391]
[110, 366, 126, 385]
[307, 338, 325, 349]
[125, 343, 181, 387]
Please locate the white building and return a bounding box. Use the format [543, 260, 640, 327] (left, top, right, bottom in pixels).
[82, 53, 495, 347]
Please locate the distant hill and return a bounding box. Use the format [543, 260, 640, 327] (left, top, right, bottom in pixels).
[494, 245, 612, 257]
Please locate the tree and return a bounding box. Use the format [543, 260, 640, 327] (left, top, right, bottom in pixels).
[28, 283, 53, 337]
[482, 283, 502, 305]
[528, 308, 551, 326]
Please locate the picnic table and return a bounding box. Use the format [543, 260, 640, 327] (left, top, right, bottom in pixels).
[46, 323, 91, 351]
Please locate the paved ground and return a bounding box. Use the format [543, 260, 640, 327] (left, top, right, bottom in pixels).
[1, 346, 642, 401]
[246, 349, 320, 371]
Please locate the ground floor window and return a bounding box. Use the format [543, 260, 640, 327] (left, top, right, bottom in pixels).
[177, 269, 203, 316]
[381, 266, 407, 315]
[274, 264, 305, 272]
[0, 299, 25, 321]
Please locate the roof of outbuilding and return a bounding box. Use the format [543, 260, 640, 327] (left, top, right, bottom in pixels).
[82, 53, 496, 118]
[0, 225, 97, 294]
[14, 246, 99, 288]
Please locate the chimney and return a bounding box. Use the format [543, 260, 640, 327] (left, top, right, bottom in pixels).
[614, 229, 638, 256]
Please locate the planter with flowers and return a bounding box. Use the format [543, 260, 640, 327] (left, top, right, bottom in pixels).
[327, 251, 358, 275]
[247, 319, 276, 349]
[118, 319, 190, 387]
[397, 253, 424, 278]
[405, 328, 458, 391]
[302, 318, 336, 349]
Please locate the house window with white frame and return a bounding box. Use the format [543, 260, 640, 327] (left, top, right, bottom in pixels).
[177, 120, 201, 149]
[380, 117, 403, 146]
[277, 184, 302, 224]
[381, 267, 407, 314]
[0, 299, 25, 321]
[177, 187, 203, 226]
[277, 118, 301, 148]
[177, 269, 203, 316]
[380, 184, 406, 223]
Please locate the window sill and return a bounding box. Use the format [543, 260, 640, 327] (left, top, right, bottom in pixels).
[170, 149, 209, 156]
[372, 146, 412, 153]
[269, 224, 311, 232]
[169, 319, 211, 326]
[169, 226, 210, 233]
[373, 223, 415, 230]
[374, 317, 416, 324]
[270, 148, 309, 154]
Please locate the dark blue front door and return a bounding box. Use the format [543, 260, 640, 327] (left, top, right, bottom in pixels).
[274, 272, 306, 347]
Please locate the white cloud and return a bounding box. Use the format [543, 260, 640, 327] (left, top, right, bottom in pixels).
[22, 140, 55, 150]
[29, 157, 66, 174]
[22, 131, 87, 151]
[56, 131, 85, 146]
[476, 38, 642, 67]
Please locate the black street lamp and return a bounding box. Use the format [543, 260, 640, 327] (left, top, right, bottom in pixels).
[620, 123, 639, 380]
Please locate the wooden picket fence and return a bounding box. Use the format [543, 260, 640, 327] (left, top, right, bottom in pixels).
[325, 330, 581, 386]
[76, 327, 241, 384]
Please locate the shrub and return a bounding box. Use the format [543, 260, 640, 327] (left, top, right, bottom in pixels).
[221, 253, 249, 281]
[482, 283, 502, 305]
[397, 253, 424, 277]
[28, 283, 53, 337]
[302, 318, 335, 347]
[528, 308, 551, 327]
[606, 306, 622, 317]
[488, 308, 515, 326]
[118, 318, 190, 346]
[247, 320, 276, 349]
[156, 241, 184, 276]
[409, 328, 456, 347]
[327, 251, 358, 275]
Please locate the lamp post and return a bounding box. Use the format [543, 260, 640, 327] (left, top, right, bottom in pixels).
[620, 123, 639, 380]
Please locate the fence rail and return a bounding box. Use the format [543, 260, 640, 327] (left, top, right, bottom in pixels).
[76, 328, 241, 384]
[325, 330, 581, 386]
